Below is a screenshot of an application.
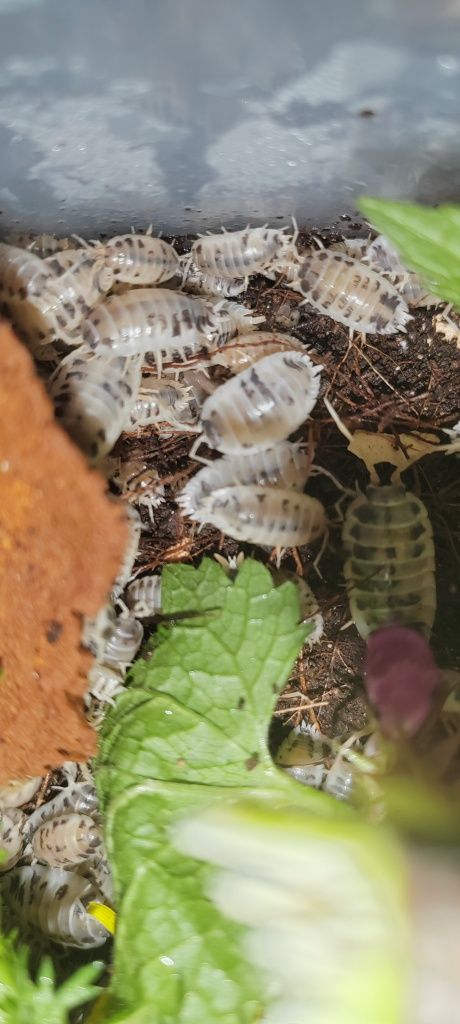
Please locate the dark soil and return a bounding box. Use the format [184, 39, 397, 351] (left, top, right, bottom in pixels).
[112, 224, 460, 741]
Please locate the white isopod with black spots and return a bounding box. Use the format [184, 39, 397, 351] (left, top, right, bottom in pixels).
[180, 255, 246, 297]
[100, 232, 180, 285]
[298, 249, 411, 335]
[0, 776, 42, 808]
[24, 782, 99, 842]
[181, 484, 326, 547]
[179, 442, 311, 516]
[207, 330, 305, 373]
[5, 863, 110, 947]
[191, 224, 297, 280]
[0, 807, 26, 872]
[125, 574, 162, 617]
[111, 505, 142, 601]
[197, 351, 322, 454]
[31, 812, 103, 868]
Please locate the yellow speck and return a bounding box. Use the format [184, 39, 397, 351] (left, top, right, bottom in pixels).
[87, 901, 116, 935]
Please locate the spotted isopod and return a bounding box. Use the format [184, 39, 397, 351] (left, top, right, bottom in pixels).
[180, 255, 246, 297]
[126, 574, 162, 618]
[0, 776, 42, 808]
[50, 349, 142, 463]
[24, 782, 99, 841]
[0, 807, 26, 872]
[31, 812, 103, 868]
[81, 288, 229, 369]
[365, 234, 441, 308]
[297, 249, 411, 335]
[207, 330, 305, 373]
[110, 456, 165, 521]
[191, 224, 297, 281]
[5, 863, 110, 947]
[179, 442, 311, 517]
[180, 484, 326, 547]
[127, 375, 196, 430]
[196, 351, 322, 454]
[100, 232, 180, 285]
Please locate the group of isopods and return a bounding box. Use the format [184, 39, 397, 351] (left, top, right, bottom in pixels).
[0, 770, 113, 948]
[1, 218, 459, 950]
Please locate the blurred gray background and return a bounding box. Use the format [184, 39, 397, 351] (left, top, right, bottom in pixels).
[0, 0, 460, 234]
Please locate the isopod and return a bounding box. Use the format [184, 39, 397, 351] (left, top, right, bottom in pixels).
[24, 782, 99, 841]
[5, 863, 110, 947]
[81, 288, 228, 368]
[275, 727, 358, 801]
[126, 574, 162, 617]
[207, 330, 305, 373]
[365, 235, 440, 308]
[0, 807, 26, 872]
[86, 663, 126, 706]
[179, 442, 311, 517]
[197, 351, 322, 454]
[100, 612, 144, 669]
[297, 249, 411, 335]
[31, 812, 102, 868]
[100, 232, 180, 285]
[127, 375, 196, 430]
[0, 776, 42, 808]
[110, 456, 165, 521]
[181, 484, 326, 547]
[325, 399, 437, 640]
[180, 255, 246, 297]
[191, 224, 297, 280]
[50, 349, 142, 463]
[111, 505, 142, 601]
[274, 570, 324, 641]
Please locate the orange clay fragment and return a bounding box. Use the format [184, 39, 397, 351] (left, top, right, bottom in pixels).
[0, 321, 127, 780]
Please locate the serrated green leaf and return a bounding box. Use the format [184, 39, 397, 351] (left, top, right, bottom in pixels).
[0, 934, 101, 1024]
[96, 557, 328, 1023]
[359, 197, 460, 307]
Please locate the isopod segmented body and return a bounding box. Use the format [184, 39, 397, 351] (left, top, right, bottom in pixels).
[100, 613, 144, 669]
[179, 442, 311, 517]
[343, 483, 436, 640]
[126, 574, 162, 617]
[180, 256, 246, 298]
[81, 288, 227, 365]
[127, 375, 196, 430]
[182, 485, 326, 547]
[86, 663, 126, 706]
[101, 233, 180, 285]
[31, 813, 102, 868]
[0, 776, 42, 808]
[24, 782, 99, 841]
[207, 330, 305, 373]
[191, 225, 296, 280]
[50, 350, 142, 462]
[0, 807, 26, 872]
[110, 456, 165, 520]
[111, 505, 142, 601]
[5, 864, 110, 947]
[198, 351, 322, 454]
[298, 250, 411, 335]
[365, 235, 440, 308]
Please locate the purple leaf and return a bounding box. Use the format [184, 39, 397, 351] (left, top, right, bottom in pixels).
[364, 625, 441, 738]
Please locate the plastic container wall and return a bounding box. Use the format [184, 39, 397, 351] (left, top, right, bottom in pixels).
[0, 0, 459, 235]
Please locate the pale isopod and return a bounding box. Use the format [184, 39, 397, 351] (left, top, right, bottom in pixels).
[127, 376, 195, 430]
[31, 812, 102, 868]
[207, 330, 305, 373]
[297, 249, 411, 335]
[0, 776, 42, 808]
[50, 350, 142, 463]
[24, 782, 99, 841]
[366, 235, 440, 308]
[81, 288, 228, 367]
[86, 663, 126, 705]
[126, 574, 162, 617]
[179, 442, 311, 517]
[0, 807, 26, 872]
[5, 864, 110, 947]
[111, 505, 142, 600]
[191, 224, 296, 280]
[101, 612, 144, 669]
[180, 255, 246, 297]
[181, 484, 326, 547]
[197, 351, 322, 454]
[110, 456, 165, 520]
[101, 233, 179, 285]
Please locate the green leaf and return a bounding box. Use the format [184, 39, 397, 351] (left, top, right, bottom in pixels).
[0, 934, 102, 1024]
[96, 557, 330, 1022]
[174, 797, 408, 1024]
[359, 197, 460, 307]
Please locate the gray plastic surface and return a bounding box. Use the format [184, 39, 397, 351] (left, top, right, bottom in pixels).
[0, 0, 459, 234]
